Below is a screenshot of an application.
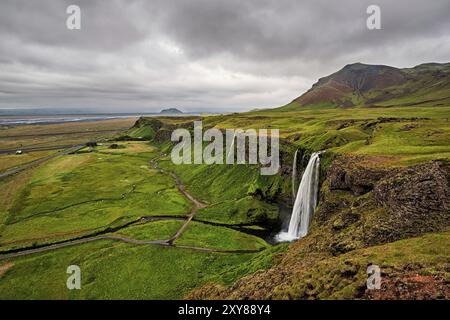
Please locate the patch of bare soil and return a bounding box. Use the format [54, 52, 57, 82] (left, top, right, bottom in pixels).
[365, 272, 450, 300]
[0, 262, 14, 277]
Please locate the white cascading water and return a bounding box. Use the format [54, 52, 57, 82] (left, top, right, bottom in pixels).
[292, 149, 298, 201]
[277, 152, 321, 242]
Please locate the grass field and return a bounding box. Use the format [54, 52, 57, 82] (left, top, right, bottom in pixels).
[0, 240, 260, 299]
[0, 142, 191, 251]
[0, 118, 136, 171]
[0, 122, 275, 299]
[205, 105, 450, 166]
[0, 118, 136, 149]
[175, 221, 268, 251]
[113, 220, 185, 241]
[0, 150, 58, 172]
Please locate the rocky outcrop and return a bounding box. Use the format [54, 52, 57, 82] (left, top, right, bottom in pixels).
[317, 158, 449, 249]
[328, 155, 394, 195]
[373, 161, 450, 239]
[133, 117, 164, 131]
[153, 128, 174, 143]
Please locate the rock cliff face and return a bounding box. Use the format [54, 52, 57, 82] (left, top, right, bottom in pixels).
[315, 158, 449, 250]
[373, 161, 450, 240]
[153, 128, 174, 143]
[187, 155, 450, 300]
[328, 156, 394, 195]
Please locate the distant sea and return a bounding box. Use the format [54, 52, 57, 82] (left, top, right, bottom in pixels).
[0, 113, 198, 126]
[0, 115, 138, 126]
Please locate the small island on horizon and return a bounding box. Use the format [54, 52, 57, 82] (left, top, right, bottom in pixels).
[159, 108, 183, 114]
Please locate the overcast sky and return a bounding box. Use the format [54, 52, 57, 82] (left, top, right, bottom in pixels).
[1, 0, 449, 113]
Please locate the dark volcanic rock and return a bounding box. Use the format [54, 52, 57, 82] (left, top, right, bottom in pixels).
[373, 161, 450, 237]
[314, 157, 449, 250]
[328, 156, 393, 195]
[154, 128, 173, 143]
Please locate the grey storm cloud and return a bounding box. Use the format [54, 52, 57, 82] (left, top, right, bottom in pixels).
[0, 0, 449, 112]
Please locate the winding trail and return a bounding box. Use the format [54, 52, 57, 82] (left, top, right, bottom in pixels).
[150, 159, 207, 244]
[0, 155, 266, 261]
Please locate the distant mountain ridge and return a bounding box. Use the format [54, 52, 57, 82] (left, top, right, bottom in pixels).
[291, 62, 450, 108]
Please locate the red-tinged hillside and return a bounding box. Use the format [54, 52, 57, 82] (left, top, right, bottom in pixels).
[289, 62, 450, 108]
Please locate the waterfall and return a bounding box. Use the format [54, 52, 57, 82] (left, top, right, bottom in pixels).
[292, 149, 299, 202]
[225, 131, 236, 162]
[277, 152, 321, 242]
